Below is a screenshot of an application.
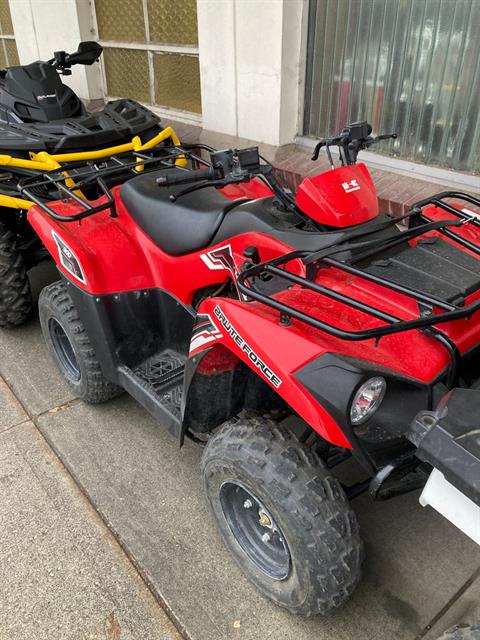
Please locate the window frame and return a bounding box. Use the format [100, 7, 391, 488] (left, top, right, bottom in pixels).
[92, 0, 202, 125]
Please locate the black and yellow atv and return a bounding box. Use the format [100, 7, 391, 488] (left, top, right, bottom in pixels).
[0, 41, 185, 328]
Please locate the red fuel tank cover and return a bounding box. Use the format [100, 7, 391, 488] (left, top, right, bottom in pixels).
[295, 163, 379, 227]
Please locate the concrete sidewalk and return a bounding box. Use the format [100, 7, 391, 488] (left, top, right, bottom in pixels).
[0, 262, 479, 640]
[0, 385, 180, 639]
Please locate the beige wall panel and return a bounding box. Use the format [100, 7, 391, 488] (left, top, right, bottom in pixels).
[95, 0, 146, 42]
[0, 0, 14, 35]
[4, 38, 18, 65]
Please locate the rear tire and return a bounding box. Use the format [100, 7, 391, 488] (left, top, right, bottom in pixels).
[39, 281, 121, 404]
[0, 221, 32, 328]
[201, 416, 363, 616]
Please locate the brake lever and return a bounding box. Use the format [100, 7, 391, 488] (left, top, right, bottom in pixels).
[311, 141, 325, 161]
[360, 133, 397, 152]
[168, 179, 225, 202]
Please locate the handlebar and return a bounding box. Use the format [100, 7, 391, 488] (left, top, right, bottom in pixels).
[311, 138, 343, 161]
[156, 146, 268, 191]
[155, 145, 297, 214]
[311, 121, 397, 165]
[156, 167, 213, 187]
[49, 42, 103, 74]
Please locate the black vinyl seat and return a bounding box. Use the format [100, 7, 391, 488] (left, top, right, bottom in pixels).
[120, 169, 243, 256]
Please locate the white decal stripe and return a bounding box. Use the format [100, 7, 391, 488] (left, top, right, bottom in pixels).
[200, 254, 224, 270]
[189, 332, 218, 354]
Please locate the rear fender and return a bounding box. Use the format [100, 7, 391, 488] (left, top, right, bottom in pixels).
[188, 296, 352, 448]
[27, 197, 156, 294]
[26, 190, 300, 300]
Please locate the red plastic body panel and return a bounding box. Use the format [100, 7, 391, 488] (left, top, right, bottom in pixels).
[27, 190, 295, 302]
[192, 296, 352, 448]
[295, 163, 379, 227]
[26, 175, 480, 449]
[219, 178, 273, 200]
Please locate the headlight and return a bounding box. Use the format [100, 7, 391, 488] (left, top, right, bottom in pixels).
[350, 377, 386, 425]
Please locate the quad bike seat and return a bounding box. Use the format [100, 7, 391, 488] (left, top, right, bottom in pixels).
[120, 170, 244, 256]
[120, 170, 396, 257]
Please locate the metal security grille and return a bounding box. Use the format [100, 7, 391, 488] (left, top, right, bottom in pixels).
[0, 0, 18, 67]
[93, 0, 201, 117]
[304, 0, 480, 173]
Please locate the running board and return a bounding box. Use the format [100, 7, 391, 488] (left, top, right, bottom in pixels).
[117, 349, 185, 437]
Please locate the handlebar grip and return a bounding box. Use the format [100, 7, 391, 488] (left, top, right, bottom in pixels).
[156, 167, 213, 187]
[375, 133, 398, 141]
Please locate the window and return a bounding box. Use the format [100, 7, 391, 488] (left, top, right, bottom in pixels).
[304, 0, 480, 173]
[93, 0, 201, 118]
[0, 0, 18, 67]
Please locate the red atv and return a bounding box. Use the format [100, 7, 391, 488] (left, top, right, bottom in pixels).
[22, 122, 480, 615]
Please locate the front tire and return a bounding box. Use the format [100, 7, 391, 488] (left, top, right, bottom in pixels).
[0, 220, 32, 328]
[201, 416, 363, 616]
[39, 281, 121, 404]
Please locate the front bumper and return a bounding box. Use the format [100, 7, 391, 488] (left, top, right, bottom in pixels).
[419, 468, 480, 545]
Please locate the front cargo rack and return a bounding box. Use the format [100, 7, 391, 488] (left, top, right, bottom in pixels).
[238, 191, 480, 386]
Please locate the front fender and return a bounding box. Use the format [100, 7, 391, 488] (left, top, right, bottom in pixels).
[191, 296, 352, 448]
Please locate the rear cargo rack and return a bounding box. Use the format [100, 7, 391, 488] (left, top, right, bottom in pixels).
[238, 191, 480, 386]
[16, 145, 201, 221]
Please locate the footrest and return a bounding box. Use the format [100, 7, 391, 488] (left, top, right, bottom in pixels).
[134, 349, 185, 392]
[118, 349, 186, 436]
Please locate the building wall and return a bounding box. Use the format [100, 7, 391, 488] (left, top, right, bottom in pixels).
[9, 0, 102, 102]
[8, 0, 476, 177]
[0, 0, 18, 67]
[197, 0, 305, 145]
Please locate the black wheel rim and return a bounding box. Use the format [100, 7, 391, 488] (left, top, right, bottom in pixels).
[220, 481, 291, 580]
[48, 318, 80, 382]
